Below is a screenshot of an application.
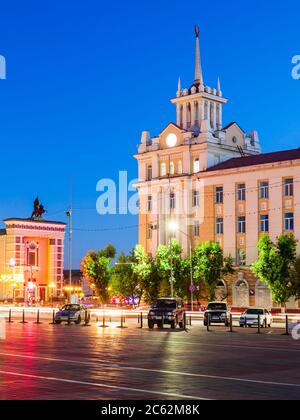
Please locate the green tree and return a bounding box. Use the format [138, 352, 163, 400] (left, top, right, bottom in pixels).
[193, 241, 233, 302]
[112, 250, 142, 304]
[155, 239, 190, 299]
[290, 256, 300, 301]
[251, 234, 297, 308]
[81, 245, 116, 304]
[133, 245, 154, 304]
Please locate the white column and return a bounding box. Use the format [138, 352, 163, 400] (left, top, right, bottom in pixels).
[198, 100, 202, 123]
[176, 104, 181, 127]
[213, 102, 217, 130]
[191, 102, 196, 127]
[218, 104, 222, 129]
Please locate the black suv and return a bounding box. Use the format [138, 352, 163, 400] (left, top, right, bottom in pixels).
[148, 297, 185, 329]
[204, 302, 230, 326]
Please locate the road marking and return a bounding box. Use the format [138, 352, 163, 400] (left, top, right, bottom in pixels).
[0, 369, 209, 400]
[1, 352, 300, 390]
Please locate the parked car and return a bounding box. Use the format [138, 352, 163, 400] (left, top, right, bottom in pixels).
[54, 304, 90, 325]
[239, 308, 273, 328]
[148, 297, 185, 329]
[204, 302, 230, 326]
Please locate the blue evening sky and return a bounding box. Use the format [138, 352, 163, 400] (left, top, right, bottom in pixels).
[0, 0, 299, 267]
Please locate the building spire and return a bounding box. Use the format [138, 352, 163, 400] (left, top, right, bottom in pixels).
[217, 77, 222, 96]
[177, 77, 181, 97]
[194, 25, 203, 87]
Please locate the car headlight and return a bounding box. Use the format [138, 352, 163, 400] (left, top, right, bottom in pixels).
[167, 312, 173, 316]
[149, 311, 155, 316]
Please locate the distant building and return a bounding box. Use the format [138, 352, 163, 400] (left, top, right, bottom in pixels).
[0, 218, 66, 303]
[135, 28, 300, 309]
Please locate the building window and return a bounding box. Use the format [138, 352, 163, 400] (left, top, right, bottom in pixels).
[232, 136, 238, 144]
[193, 158, 200, 173]
[147, 165, 152, 181]
[178, 160, 183, 175]
[16, 237, 21, 244]
[57, 239, 62, 246]
[147, 224, 152, 240]
[194, 220, 200, 237]
[237, 183, 246, 201]
[147, 195, 152, 212]
[193, 190, 199, 207]
[216, 218, 224, 235]
[284, 179, 294, 197]
[27, 243, 39, 267]
[237, 216, 246, 233]
[260, 214, 269, 232]
[237, 249, 246, 266]
[50, 239, 56, 245]
[284, 212, 294, 231]
[169, 162, 175, 175]
[260, 181, 269, 199]
[170, 193, 176, 210]
[215, 186, 224, 204]
[160, 162, 167, 177]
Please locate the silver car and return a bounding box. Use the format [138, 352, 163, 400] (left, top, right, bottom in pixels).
[240, 308, 273, 328]
[54, 304, 90, 325]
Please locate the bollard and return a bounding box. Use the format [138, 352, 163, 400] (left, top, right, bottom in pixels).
[139, 312, 143, 329]
[117, 313, 127, 329]
[83, 310, 90, 327]
[99, 314, 109, 328]
[67, 310, 71, 325]
[7, 309, 13, 323]
[19, 309, 28, 324]
[206, 314, 210, 332]
[50, 309, 56, 324]
[283, 315, 289, 336]
[229, 314, 233, 333]
[189, 315, 192, 327]
[184, 312, 187, 330]
[34, 309, 42, 324]
[257, 315, 261, 334]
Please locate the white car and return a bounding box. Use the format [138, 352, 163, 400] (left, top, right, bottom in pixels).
[240, 308, 273, 328]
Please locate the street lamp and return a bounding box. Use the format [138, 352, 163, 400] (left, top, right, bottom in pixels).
[167, 221, 194, 310]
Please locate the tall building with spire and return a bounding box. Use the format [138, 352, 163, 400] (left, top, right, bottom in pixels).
[135, 28, 300, 309]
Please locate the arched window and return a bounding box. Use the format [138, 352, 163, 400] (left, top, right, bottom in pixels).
[169, 162, 175, 175]
[193, 158, 200, 173]
[160, 162, 167, 177]
[178, 160, 183, 175]
[180, 106, 183, 128]
[187, 103, 191, 128]
[147, 165, 152, 181]
[194, 102, 199, 125]
[210, 102, 214, 129]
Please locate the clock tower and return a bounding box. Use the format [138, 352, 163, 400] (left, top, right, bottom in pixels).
[135, 27, 262, 256]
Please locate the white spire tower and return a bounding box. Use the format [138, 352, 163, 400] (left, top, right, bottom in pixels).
[194, 26, 204, 88]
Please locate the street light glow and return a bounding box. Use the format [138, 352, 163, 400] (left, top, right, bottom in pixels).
[168, 221, 178, 233]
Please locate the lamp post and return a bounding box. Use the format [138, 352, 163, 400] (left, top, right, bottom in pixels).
[66, 208, 73, 303]
[168, 222, 178, 298]
[168, 221, 194, 310]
